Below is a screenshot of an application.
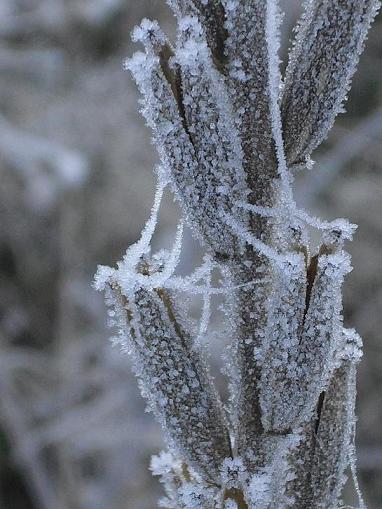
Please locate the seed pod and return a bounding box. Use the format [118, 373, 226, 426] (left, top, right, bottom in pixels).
[259, 251, 307, 433]
[127, 18, 249, 258]
[311, 360, 357, 508]
[102, 273, 232, 483]
[282, 0, 381, 167]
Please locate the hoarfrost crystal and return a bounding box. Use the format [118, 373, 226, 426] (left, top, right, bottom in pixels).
[96, 1, 380, 506]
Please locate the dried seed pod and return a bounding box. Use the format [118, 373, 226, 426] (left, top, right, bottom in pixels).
[259, 251, 307, 433]
[282, 0, 381, 167]
[223, 0, 280, 208]
[309, 328, 363, 508]
[311, 361, 357, 508]
[175, 16, 249, 257]
[127, 18, 249, 258]
[167, 0, 227, 66]
[295, 246, 353, 424]
[97, 260, 232, 483]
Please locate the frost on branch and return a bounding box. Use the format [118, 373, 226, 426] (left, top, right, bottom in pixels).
[96, 1, 379, 506]
[220, 0, 291, 466]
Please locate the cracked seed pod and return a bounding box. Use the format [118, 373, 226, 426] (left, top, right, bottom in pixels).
[294, 245, 353, 424]
[96, 263, 232, 484]
[311, 359, 358, 508]
[127, 18, 249, 258]
[282, 0, 381, 167]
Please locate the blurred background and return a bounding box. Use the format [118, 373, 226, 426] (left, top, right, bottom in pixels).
[0, 1, 381, 508]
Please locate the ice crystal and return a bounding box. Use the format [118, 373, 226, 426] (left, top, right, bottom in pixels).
[96, 1, 379, 506]
[245, 471, 272, 509]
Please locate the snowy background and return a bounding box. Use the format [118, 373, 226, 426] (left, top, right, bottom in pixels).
[0, 1, 381, 508]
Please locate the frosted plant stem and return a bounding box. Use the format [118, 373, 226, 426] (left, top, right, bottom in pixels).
[96, 0, 380, 505]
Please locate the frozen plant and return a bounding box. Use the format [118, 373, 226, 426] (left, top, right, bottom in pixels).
[95, 1, 380, 507]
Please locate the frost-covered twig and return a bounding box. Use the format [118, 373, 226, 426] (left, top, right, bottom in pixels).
[97, 2, 380, 507]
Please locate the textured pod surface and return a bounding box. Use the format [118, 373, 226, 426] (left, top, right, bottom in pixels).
[311, 361, 357, 508]
[282, 0, 381, 167]
[259, 252, 307, 433]
[105, 280, 232, 483]
[175, 16, 249, 257]
[128, 18, 249, 257]
[167, 0, 227, 66]
[295, 249, 352, 422]
[227, 260, 268, 466]
[223, 0, 280, 208]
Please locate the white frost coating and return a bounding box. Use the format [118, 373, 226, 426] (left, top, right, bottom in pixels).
[144, 220, 184, 288]
[265, 0, 294, 203]
[95, 1, 377, 506]
[196, 255, 213, 345]
[220, 457, 247, 489]
[151, 450, 184, 509]
[94, 182, 183, 297]
[151, 450, 182, 477]
[338, 328, 363, 365]
[164, 263, 271, 321]
[93, 265, 116, 292]
[282, 0, 381, 165]
[245, 471, 272, 509]
[120, 179, 166, 273]
[224, 500, 238, 509]
[131, 18, 168, 49]
[349, 427, 367, 509]
[221, 210, 282, 264]
[235, 200, 357, 240]
[178, 482, 219, 509]
[259, 251, 307, 432]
